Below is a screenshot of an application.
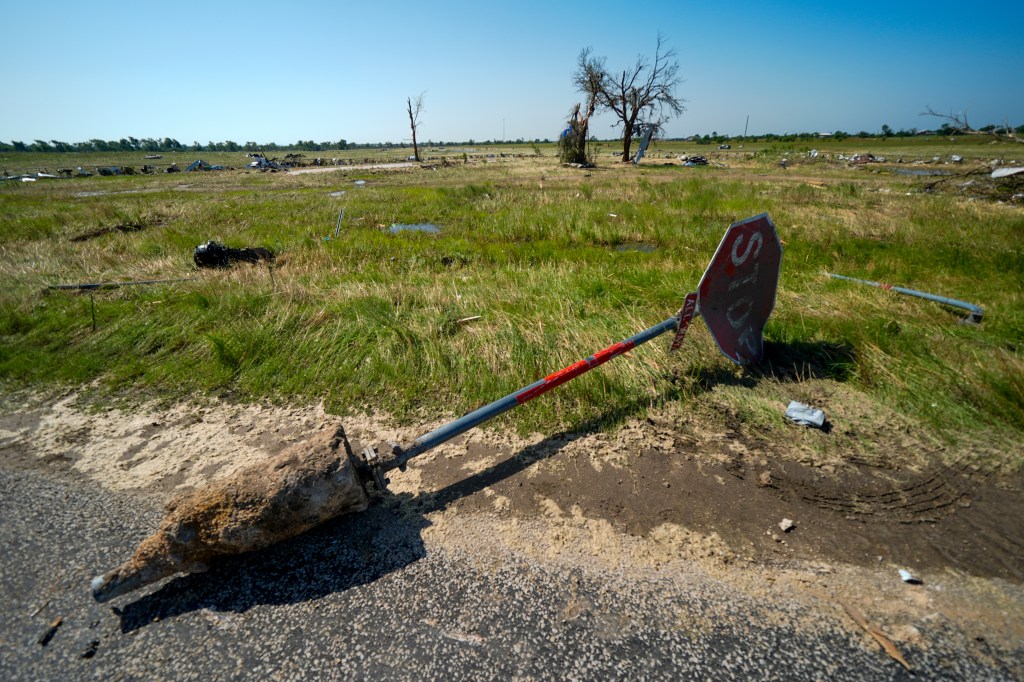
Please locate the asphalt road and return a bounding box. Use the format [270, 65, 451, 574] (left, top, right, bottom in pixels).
[2, 465, 1020, 681]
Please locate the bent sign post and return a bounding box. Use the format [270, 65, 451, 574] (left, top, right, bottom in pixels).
[364, 213, 783, 485]
[697, 213, 783, 364]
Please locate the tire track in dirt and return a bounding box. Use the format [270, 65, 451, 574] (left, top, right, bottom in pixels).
[786, 456, 978, 523]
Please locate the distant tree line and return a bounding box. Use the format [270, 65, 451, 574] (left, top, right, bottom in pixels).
[4, 122, 1020, 155]
[0, 137, 557, 154]
[673, 121, 1024, 145]
[0, 138, 355, 154]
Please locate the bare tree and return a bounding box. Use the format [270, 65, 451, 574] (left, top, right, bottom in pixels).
[574, 34, 685, 162]
[407, 92, 426, 162]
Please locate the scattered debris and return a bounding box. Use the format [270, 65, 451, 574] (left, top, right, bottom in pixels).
[328, 190, 346, 197]
[185, 159, 224, 172]
[247, 156, 283, 172]
[779, 518, 795, 533]
[632, 124, 657, 164]
[37, 617, 63, 646]
[193, 241, 275, 268]
[680, 155, 708, 166]
[0, 170, 70, 182]
[353, 179, 366, 186]
[81, 639, 100, 659]
[785, 401, 826, 428]
[827, 272, 984, 324]
[898, 569, 922, 584]
[91, 426, 369, 602]
[839, 599, 912, 671]
[991, 167, 1024, 179]
[143, 154, 163, 160]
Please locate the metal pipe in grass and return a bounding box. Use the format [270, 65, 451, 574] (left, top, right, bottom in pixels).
[334, 208, 345, 238]
[827, 272, 984, 324]
[46, 277, 196, 292]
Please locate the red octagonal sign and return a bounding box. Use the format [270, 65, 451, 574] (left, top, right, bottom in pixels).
[697, 213, 782, 364]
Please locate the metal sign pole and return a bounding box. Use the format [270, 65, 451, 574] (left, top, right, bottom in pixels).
[827, 273, 983, 324]
[364, 311, 687, 486]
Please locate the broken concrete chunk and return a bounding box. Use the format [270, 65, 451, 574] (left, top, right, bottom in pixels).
[91, 425, 369, 602]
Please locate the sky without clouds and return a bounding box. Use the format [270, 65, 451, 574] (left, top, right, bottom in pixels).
[1, 0, 1020, 146]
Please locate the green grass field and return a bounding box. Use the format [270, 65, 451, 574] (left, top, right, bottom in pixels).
[2, 138, 1022, 470]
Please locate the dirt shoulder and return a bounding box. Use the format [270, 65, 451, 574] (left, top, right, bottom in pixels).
[1, 391, 1022, 665]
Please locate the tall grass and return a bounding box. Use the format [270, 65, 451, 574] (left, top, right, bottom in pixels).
[1, 150, 1021, 464]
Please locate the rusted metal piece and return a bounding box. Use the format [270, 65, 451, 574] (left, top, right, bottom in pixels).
[669, 292, 697, 352]
[91, 425, 369, 602]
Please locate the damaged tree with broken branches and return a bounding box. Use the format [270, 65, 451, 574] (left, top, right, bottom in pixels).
[559, 97, 597, 165]
[574, 34, 685, 162]
[921, 105, 1022, 143]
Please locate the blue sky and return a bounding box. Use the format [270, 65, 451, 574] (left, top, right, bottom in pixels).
[1, 1, 1020, 145]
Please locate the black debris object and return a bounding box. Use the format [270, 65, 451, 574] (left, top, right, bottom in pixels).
[193, 240, 275, 268]
[37, 617, 62, 646]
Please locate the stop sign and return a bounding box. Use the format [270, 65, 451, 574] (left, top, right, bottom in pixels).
[697, 213, 782, 364]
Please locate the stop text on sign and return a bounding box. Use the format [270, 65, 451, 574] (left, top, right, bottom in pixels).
[696, 213, 783, 365]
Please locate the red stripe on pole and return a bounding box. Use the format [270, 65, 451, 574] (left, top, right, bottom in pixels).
[515, 340, 636, 405]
